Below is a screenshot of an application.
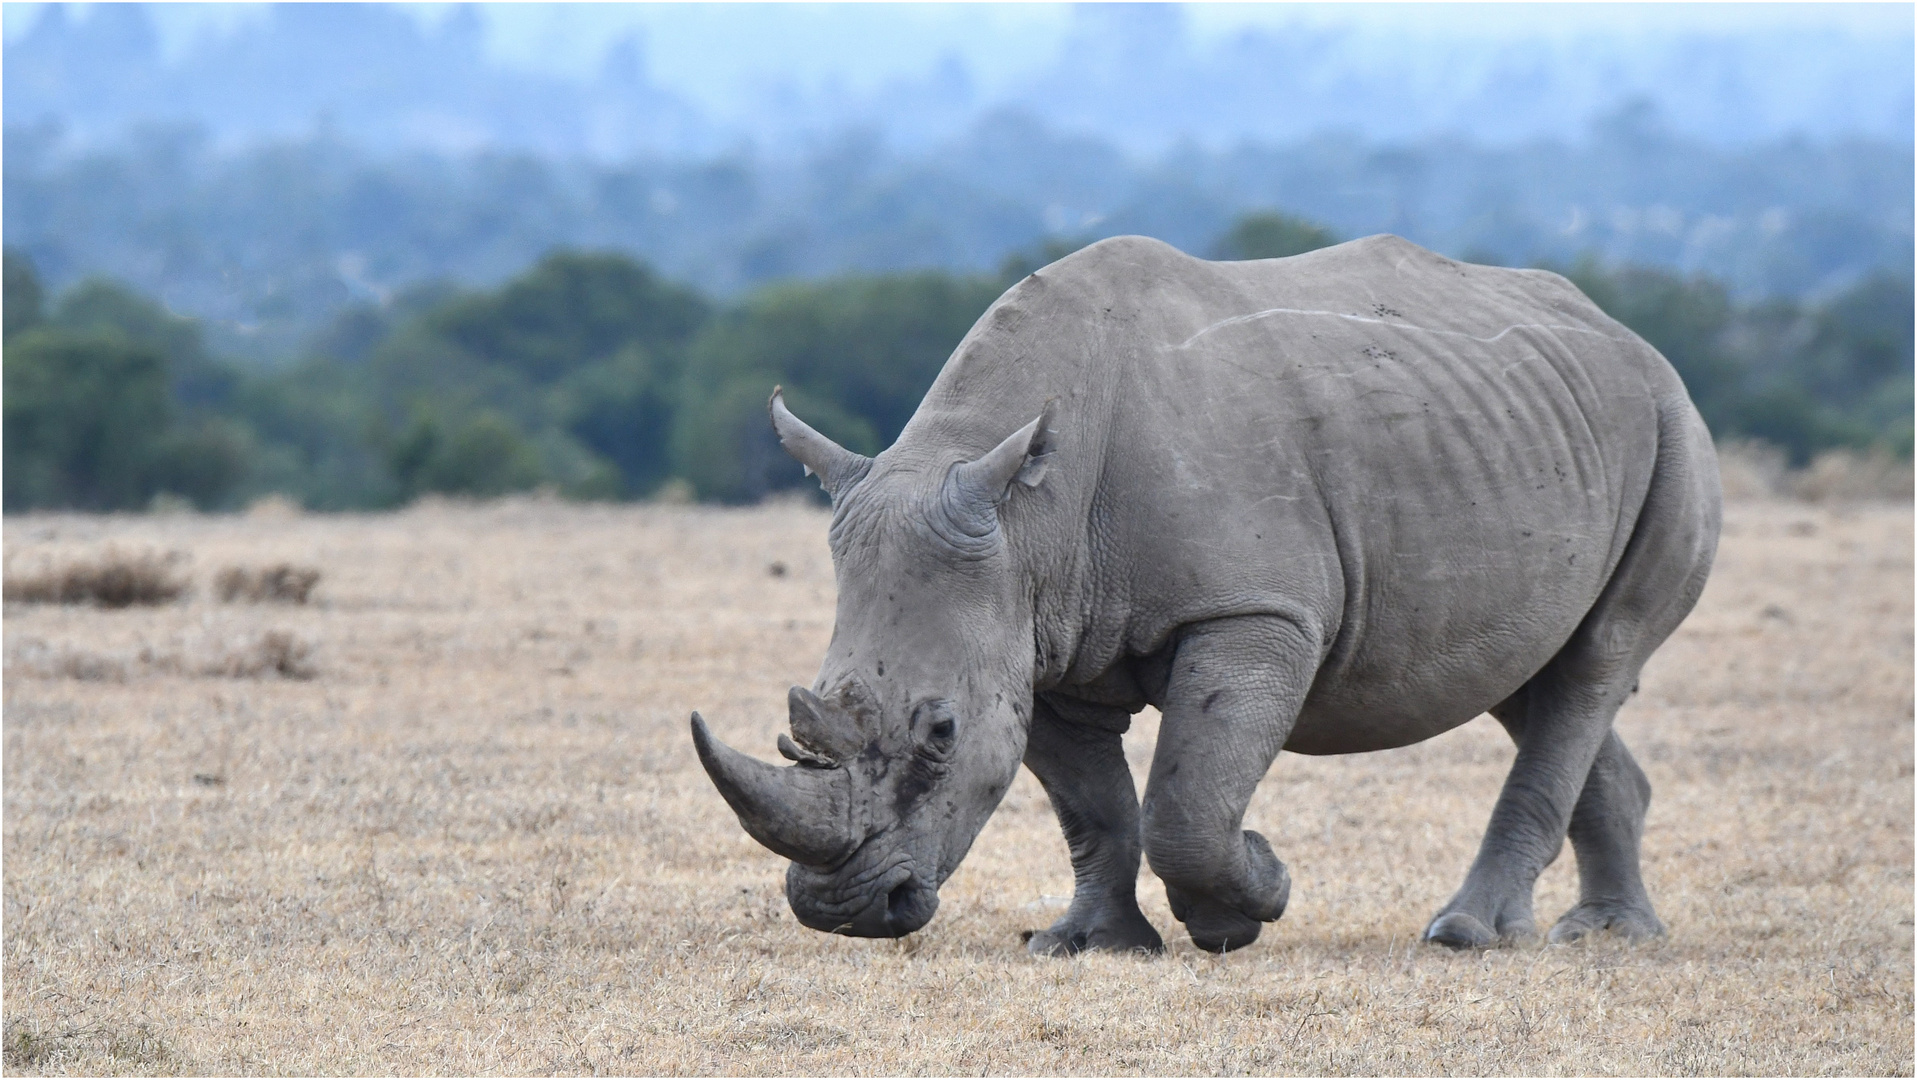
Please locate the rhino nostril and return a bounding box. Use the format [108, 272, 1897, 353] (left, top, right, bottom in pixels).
[884, 877, 940, 934]
[887, 881, 917, 924]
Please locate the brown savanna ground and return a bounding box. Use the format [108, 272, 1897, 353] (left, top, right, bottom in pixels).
[3, 488, 1910, 1075]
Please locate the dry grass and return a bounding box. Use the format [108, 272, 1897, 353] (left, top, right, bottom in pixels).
[2, 549, 188, 608]
[214, 564, 322, 605]
[1718, 441, 1914, 503]
[3, 492, 1910, 1075]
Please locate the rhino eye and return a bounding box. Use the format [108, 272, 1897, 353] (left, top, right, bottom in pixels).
[914, 700, 959, 755]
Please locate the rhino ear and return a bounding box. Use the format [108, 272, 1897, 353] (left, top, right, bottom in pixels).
[770, 387, 872, 501]
[940, 399, 1058, 539]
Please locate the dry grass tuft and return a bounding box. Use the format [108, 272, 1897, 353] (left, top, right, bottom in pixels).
[2, 549, 187, 608]
[198, 628, 318, 680]
[1791, 447, 1915, 503]
[2, 498, 1909, 1075]
[1719, 440, 1913, 503]
[215, 563, 322, 604]
[4, 1017, 180, 1074]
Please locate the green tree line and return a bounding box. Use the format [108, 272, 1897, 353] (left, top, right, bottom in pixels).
[5, 213, 1909, 513]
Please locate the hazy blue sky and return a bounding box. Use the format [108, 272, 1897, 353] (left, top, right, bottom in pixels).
[8, 2, 1909, 123]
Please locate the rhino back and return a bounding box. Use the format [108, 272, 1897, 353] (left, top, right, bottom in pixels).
[902, 235, 1685, 752]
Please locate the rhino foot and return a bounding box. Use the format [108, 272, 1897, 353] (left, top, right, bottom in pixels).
[1423, 906, 1538, 950]
[1025, 904, 1164, 957]
[1173, 894, 1267, 953]
[1162, 831, 1292, 953]
[1547, 899, 1665, 944]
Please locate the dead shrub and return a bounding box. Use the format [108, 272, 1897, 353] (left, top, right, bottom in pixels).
[203, 630, 317, 680]
[1790, 448, 1914, 503]
[1716, 440, 1790, 501]
[216, 563, 321, 604]
[1717, 440, 1913, 503]
[2, 1019, 179, 1073]
[2, 550, 188, 608]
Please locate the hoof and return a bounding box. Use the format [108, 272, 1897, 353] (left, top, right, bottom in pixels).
[1424, 909, 1537, 949]
[1187, 908, 1263, 953]
[1548, 900, 1666, 944]
[1166, 883, 1269, 953]
[1161, 831, 1291, 953]
[1424, 911, 1497, 950]
[1025, 909, 1164, 957]
[1027, 916, 1157, 959]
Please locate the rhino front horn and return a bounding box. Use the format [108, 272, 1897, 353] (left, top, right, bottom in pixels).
[690, 712, 863, 868]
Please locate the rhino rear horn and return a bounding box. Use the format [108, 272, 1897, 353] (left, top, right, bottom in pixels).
[690, 712, 862, 867]
[939, 399, 1058, 540]
[770, 387, 872, 501]
[787, 685, 864, 761]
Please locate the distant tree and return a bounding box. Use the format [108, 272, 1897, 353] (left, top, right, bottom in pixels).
[673, 271, 1003, 501]
[4, 248, 45, 341]
[3, 266, 257, 511]
[547, 344, 677, 496]
[1805, 271, 1914, 410]
[353, 250, 711, 499]
[388, 407, 544, 499]
[1560, 259, 1911, 463]
[423, 250, 709, 384]
[52, 277, 238, 410]
[1562, 261, 1743, 423]
[4, 330, 173, 511]
[1212, 212, 1339, 260]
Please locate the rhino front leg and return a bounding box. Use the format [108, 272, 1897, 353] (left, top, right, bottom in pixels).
[1022, 697, 1163, 956]
[1142, 615, 1317, 953]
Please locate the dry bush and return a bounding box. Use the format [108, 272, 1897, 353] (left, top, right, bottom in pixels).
[4, 1018, 178, 1074]
[1718, 440, 1913, 503]
[1791, 447, 1914, 502]
[199, 629, 317, 680]
[214, 563, 321, 604]
[1, 550, 187, 608]
[6, 631, 317, 683]
[1715, 440, 1790, 501]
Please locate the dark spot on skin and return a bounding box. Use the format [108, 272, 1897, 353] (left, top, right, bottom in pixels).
[861, 741, 884, 763]
[1202, 691, 1223, 713]
[876, 661, 885, 676]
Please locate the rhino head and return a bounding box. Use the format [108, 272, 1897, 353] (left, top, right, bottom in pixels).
[690, 388, 1056, 937]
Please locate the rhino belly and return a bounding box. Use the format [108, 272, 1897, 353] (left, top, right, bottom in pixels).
[1280, 514, 1617, 755]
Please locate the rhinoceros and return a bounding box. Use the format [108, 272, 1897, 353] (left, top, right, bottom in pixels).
[690, 234, 1720, 955]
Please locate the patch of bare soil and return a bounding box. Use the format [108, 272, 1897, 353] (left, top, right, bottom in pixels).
[3, 494, 1910, 1075]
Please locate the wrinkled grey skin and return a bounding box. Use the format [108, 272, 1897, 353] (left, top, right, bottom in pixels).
[692, 234, 1720, 955]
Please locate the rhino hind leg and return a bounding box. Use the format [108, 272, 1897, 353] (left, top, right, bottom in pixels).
[1141, 615, 1317, 953]
[1427, 396, 1718, 951]
[1429, 695, 1663, 949]
[1548, 728, 1665, 943]
[1021, 699, 1164, 956]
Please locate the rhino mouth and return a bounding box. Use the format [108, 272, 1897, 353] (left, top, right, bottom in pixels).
[785, 845, 940, 937]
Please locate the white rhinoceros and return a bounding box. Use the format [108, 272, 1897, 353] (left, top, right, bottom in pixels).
[692, 234, 1721, 954]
